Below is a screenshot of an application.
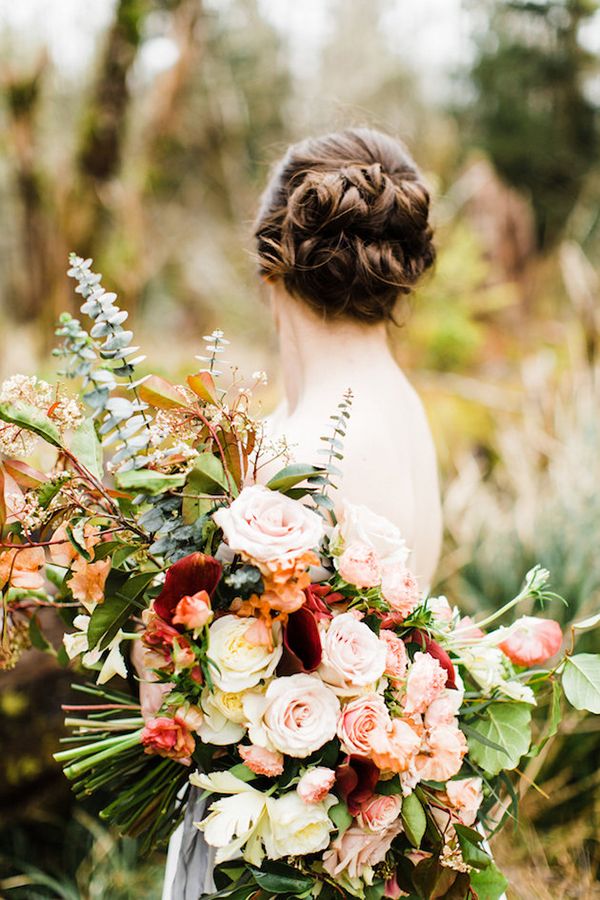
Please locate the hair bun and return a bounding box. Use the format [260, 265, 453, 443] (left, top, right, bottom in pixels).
[255, 127, 436, 323]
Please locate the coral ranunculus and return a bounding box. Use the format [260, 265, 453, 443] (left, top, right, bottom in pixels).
[172, 590, 213, 630]
[140, 715, 195, 761]
[499, 616, 562, 667]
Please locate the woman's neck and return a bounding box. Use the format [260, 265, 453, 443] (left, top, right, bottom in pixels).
[271, 286, 396, 414]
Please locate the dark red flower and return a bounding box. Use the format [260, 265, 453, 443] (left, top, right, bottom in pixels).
[278, 606, 322, 675]
[406, 630, 457, 690]
[335, 755, 380, 815]
[154, 552, 222, 625]
[303, 584, 340, 621]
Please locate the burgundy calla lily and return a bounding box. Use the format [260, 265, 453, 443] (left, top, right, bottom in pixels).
[303, 584, 339, 621]
[277, 606, 322, 675]
[335, 755, 380, 815]
[407, 629, 457, 690]
[154, 552, 222, 625]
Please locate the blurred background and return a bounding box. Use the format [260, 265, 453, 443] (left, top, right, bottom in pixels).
[1, 0, 600, 897]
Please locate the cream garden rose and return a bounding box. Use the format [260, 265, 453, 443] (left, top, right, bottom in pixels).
[319, 612, 387, 695]
[331, 500, 409, 568]
[207, 615, 282, 693]
[213, 484, 324, 563]
[198, 686, 248, 745]
[244, 673, 340, 758]
[265, 792, 336, 858]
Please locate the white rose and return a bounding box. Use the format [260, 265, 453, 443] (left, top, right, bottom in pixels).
[198, 687, 248, 745]
[244, 673, 340, 758]
[331, 500, 409, 568]
[318, 612, 387, 696]
[213, 484, 324, 563]
[208, 615, 282, 692]
[265, 792, 336, 859]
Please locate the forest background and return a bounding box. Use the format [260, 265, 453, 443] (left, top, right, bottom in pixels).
[1, 1, 600, 897]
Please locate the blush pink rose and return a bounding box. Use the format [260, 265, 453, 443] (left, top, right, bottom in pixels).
[356, 793, 402, 832]
[172, 590, 213, 630]
[368, 718, 421, 774]
[337, 693, 391, 757]
[212, 484, 323, 563]
[141, 716, 195, 761]
[319, 613, 386, 694]
[424, 689, 462, 728]
[380, 567, 421, 624]
[380, 630, 408, 679]
[338, 542, 382, 588]
[446, 777, 483, 826]
[323, 821, 403, 880]
[297, 767, 336, 803]
[403, 652, 447, 715]
[498, 616, 562, 667]
[427, 596, 453, 624]
[417, 723, 467, 782]
[238, 743, 284, 776]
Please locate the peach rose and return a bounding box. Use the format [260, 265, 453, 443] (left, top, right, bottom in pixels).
[381, 567, 421, 621]
[172, 590, 213, 630]
[140, 715, 195, 761]
[337, 693, 391, 757]
[338, 542, 382, 588]
[380, 630, 408, 680]
[404, 652, 447, 715]
[357, 794, 402, 832]
[368, 718, 421, 773]
[319, 613, 386, 695]
[417, 723, 467, 782]
[0, 546, 46, 591]
[245, 673, 340, 758]
[323, 821, 403, 880]
[213, 484, 323, 563]
[446, 777, 483, 826]
[297, 767, 336, 803]
[239, 743, 284, 776]
[498, 616, 562, 667]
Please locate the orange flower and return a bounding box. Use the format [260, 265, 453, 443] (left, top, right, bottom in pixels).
[69, 557, 110, 610]
[0, 546, 46, 591]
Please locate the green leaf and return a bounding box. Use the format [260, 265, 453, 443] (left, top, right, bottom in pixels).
[29, 616, 51, 652]
[0, 400, 62, 448]
[266, 463, 326, 493]
[562, 653, 600, 713]
[364, 881, 385, 900]
[87, 570, 157, 649]
[375, 776, 403, 796]
[248, 861, 313, 894]
[530, 679, 562, 758]
[182, 494, 216, 526]
[469, 863, 509, 900]
[66, 521, 92, 561]
[115, 469, 185, 495]
[402, 791, 427, 847]
[69, 417, 103, 480]
[227, 763, 258, 783]
[454, 824, 491, 870]
[329, 800, 352, 837]
[186, 453, 231, 497]
[466, 702, 532, 777]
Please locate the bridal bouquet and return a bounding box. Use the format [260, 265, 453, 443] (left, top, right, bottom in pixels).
[2, 256, 600, 900]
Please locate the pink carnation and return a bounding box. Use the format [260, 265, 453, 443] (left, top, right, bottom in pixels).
[381, 566, 421, 620]
[338, 542, 381, 588]
[424, 689, 462, 728]
[499, 616, 562, 667]
[380, 630, 408, 679]
[417, 723, 467, 782]
[404, 651, 447, 715]
[238, 743, 284, 776]
[446, 777, 483, 826]
[297, 767, 336, 803]
[368, 718, 421, 774]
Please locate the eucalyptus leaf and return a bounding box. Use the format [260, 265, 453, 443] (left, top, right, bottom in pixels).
[466, 702, 532, 776]
[562, 654, 600, 713]
[0, 400, 62, 448]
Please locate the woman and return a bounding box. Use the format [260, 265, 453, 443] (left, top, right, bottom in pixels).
[161, 126, 443, 898]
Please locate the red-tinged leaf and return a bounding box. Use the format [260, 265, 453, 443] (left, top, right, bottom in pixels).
[335, 755, 380, 815]
[407, 630, 457, 690]
[0, 465, 6, 529]
[278, 607, 322, 675]
[2, 459, 49, 489]
[138, 375, 188, 410]
[187, 371, 217, 404]
[154, 552, 222, 623]
[106, 487, 134, 499]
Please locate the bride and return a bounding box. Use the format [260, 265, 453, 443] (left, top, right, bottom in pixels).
[159, 125, 443, 899]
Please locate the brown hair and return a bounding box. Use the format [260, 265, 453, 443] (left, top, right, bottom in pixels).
[254, 127, 435, 323]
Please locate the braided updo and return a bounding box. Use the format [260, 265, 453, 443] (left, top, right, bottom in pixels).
[254, 127, 435, 323]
